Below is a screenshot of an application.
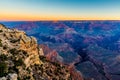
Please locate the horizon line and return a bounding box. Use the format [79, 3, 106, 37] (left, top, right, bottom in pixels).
[0, 19, 120, 22]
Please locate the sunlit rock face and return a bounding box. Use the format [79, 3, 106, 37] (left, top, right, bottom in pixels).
[0, 24, 75, 80]
[0, 24, 42, 67]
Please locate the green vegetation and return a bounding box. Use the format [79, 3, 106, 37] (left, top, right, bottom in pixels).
[0, 39, 2, 47]
[22, 50, 27, 55]
[0, 54, 8, 77]
[39, 56, 47, 62]
[0, 62, 8, 77]
[52, 62, 60, 67]
[8, 67, 16, 73]
[12, 66, 19, 73]
[14, 58, 24, 66]
[0, 54, 7, 61]
[18, 77, 22, 80]
[0, 30, 3, 33]
[9, 48, 17, 55]
[23, 76, 31, 80]
[10, 39, 20, 43]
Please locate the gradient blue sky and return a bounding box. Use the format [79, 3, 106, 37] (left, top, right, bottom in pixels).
[0, 0, 120, 20]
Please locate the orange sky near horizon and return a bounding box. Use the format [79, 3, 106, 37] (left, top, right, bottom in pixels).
[1, 0, 120, 21]
[1, 13, 120, 21]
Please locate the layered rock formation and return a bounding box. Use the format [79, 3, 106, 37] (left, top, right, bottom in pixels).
[39, 44, 63, 62]
[0, 24, 78, 80]
[3, 21, 120, 80]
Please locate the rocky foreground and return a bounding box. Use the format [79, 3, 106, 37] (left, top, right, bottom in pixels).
[0, 24, 83, 80]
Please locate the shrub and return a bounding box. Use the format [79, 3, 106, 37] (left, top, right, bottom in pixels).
[23, 76, 31, 79]
[0, 62, 8, 77]
[10, 39, 19, 43]
[8, 67, 16, 73]
[39, 56, 47, 62]
[12, 66, 19, 73]
[0, 54, 7, 61]
[0, 30, 3, 32]
[14, 58, 24, 66]
[9, 48, 17, 55]
[18, 77, 22, 80]
[0, 39, 2, 47]
[52, 62, 60, 67]
[22, 50, 27, 55]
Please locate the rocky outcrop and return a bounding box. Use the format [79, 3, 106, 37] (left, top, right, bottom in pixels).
[39, 44, 63, 62]
[0, 24, 73, 80]
[68, 64, 83, 80]
[0, 24, 42, 67]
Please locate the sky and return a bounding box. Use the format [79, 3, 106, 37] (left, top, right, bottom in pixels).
[0, 0, 120, 21]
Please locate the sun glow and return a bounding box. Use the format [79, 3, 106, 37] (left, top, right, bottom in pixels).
[0, 0, 120, 21]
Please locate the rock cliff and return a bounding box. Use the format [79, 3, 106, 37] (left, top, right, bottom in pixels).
[0, 24, 76, 80]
